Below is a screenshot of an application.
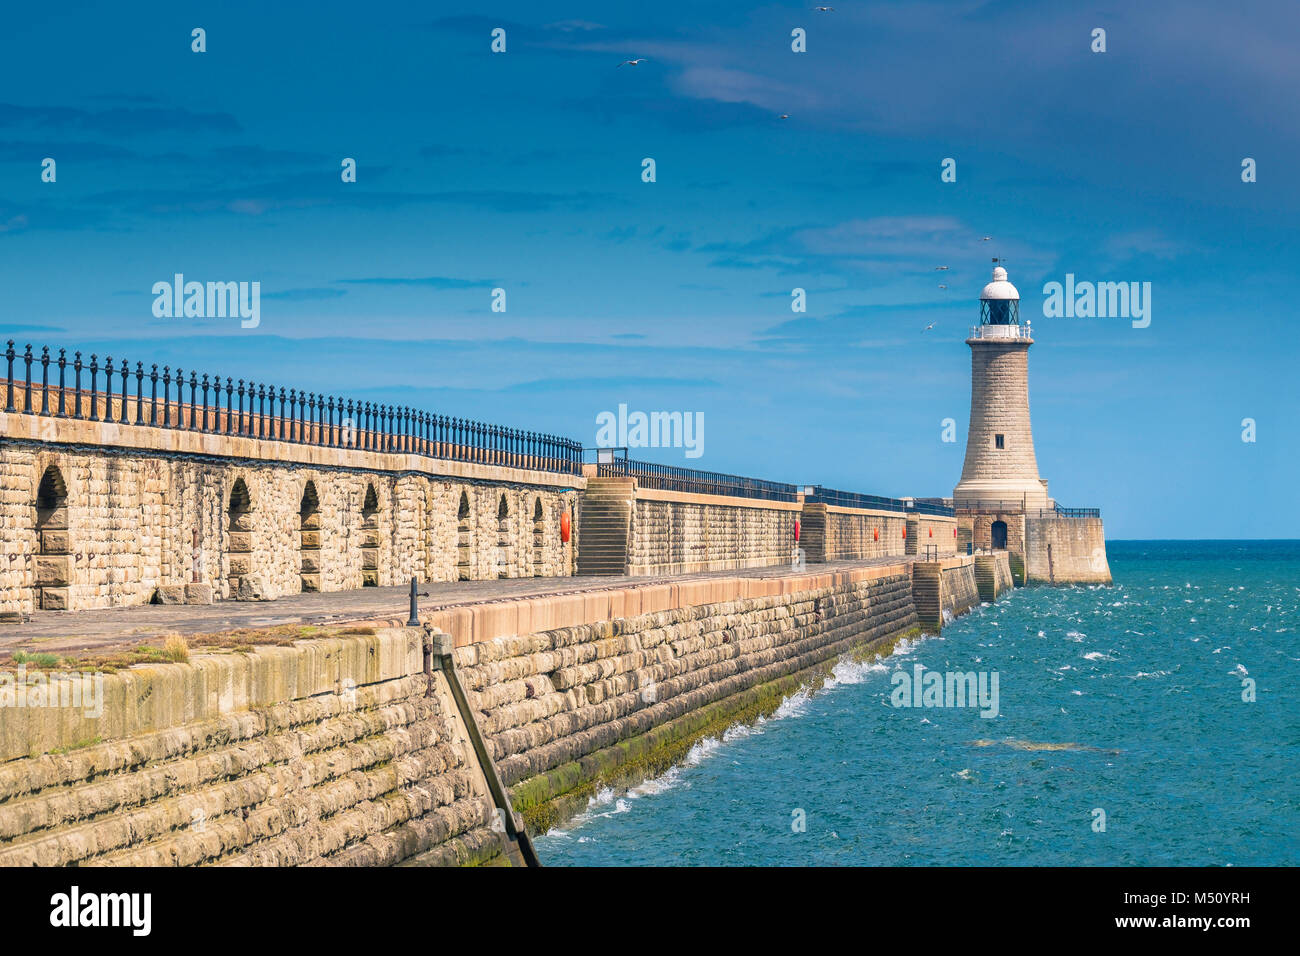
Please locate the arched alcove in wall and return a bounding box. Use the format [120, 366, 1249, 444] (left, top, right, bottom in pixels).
[532, 498, 545, 577]
[300, 481, 321, 591]
[457, 491, 472, 581]
[34, 465, 71, 610]
[361, 483, 380, 587]
[226, 478, 253, 597]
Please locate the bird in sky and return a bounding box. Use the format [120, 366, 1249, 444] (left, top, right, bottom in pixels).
[618, 58, 647, 67]
[813, 5, 835, 11]
[981, 236, 993, 241]
[934, 265, 949, 271]
[938, 284, 947, 290]
[923, 322, 937, 332]
[778, 113, 790, 119]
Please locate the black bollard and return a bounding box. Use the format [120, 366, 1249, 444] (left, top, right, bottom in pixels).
[407, 576, 420, 627]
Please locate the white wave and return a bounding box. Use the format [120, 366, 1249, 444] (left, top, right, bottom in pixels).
[822, 654, 893, 690]
[683, 735, 724, 767]
[722, 722, 758, 743]
[773, 688, 812, 719]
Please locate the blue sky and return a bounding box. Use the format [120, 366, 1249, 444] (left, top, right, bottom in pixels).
[2, 0, 1296, 537]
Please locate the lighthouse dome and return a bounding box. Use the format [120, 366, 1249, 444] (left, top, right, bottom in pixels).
[980, 265, 1019, 301]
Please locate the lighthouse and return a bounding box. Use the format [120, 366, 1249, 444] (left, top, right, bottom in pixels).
[952, 261, 1111, 584]
[953, 263, 1049, 512]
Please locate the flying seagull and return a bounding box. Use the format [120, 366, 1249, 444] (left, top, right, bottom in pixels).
[981, 236, 993, 241]
[934, 265, 949, 271]
[618, 58, 647, 67]
[938, 284, 947, 290]
[923, 322, 937, 332]
[813, 5, 835, 10]
[778, 113, 790, 119]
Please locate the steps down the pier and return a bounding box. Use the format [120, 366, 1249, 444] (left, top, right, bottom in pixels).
[575, 477, 635, 575]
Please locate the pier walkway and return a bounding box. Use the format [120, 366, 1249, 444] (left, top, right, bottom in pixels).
[1, 555, 920, 659]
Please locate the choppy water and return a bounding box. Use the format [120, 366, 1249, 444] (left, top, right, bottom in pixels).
[536, 541, 1300, 866]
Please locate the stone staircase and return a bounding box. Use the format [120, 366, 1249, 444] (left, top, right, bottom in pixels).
[575, 477, 634, 576]
[974, 555, 999, 602]
[910, 561, 943, 632]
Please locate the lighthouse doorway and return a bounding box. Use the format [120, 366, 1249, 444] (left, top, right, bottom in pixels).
[991, 520, 1008, 550]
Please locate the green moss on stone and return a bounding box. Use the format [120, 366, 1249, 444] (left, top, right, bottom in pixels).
[512, 625, 920, 835]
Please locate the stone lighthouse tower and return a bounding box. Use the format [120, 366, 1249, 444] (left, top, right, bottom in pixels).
[953, 263, 1048, 512]
[953, 261, 1110, 584]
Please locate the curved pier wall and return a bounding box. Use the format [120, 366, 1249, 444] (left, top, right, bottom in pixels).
[454, 566, 919, 832]
[1, 565, 920, 865]
[0, 560, 1017, 865]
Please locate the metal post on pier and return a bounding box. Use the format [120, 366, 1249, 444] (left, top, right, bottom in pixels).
[407, 576, 420, 626]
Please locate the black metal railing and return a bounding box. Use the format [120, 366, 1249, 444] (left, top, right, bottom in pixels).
[805, 486, 907, 513]
[1045, 504, 1101, 519]
[953, 497, 1033, 514]
[598, 456, 799, 502]
[953, 497, 1100, 519]
[905, 498, 956, 517]
[3, 340, 583, 475]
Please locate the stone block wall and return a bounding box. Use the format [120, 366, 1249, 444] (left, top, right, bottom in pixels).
[941, 561, 980, 622]
[1024, 516, 1111, 584]
[911, 553, 1008, 632]
[627, 489, 798, 575]
[0, 557, 1026, 864]
[453, 567, 919, 831]
[960, 511, 1027, 553]
[910, 514, 959, 556]
[0, 629, 509, 867]
[973, 554, 1014, 602]
[0, 440, 577, 613]
[799, 503, 907, 562]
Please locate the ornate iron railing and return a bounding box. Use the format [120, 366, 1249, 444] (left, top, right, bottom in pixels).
[598, 456, 798, 502]
[2, 340, 583, 475]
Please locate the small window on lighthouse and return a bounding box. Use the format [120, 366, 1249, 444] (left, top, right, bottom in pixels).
[995, 434, 1005, 449]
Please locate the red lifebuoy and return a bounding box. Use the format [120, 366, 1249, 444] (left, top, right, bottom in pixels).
[902, 526, 907, 539]
[560, 511, 571, 543]
[929, 527, 933, 538]
[794, 518, 801, 542]
[873, 528, 879, 541]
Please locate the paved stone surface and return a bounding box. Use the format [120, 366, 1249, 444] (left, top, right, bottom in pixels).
[0, 557, 916, 659]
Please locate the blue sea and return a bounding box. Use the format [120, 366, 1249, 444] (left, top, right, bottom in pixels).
[536, 541, 1300, 866]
